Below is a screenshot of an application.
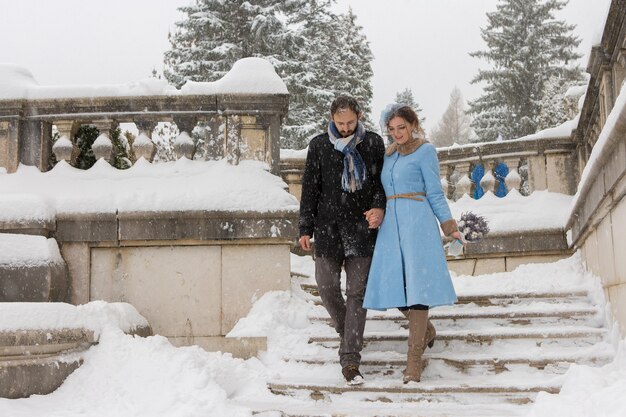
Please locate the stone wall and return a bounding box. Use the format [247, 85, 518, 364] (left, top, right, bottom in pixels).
[58, 210, 298, 358]
[568, 0, 626, 334]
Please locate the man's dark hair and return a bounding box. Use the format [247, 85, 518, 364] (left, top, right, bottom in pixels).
[330, 95, 362, 115]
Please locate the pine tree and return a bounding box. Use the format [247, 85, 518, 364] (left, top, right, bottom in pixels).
[468, 0, 583, 141]
[164, 0, 299, 87]
[430, 87, 473, 147]
[394, 88, 425, 124]
[281, 4, 375, 148]
[536, 75, 586, 130]
[163, 0, 375, 150]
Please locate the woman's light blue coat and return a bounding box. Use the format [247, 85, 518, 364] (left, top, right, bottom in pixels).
[363, 143, 457, 311]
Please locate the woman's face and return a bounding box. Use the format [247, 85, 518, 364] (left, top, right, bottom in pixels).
[387, 116, 414, 145]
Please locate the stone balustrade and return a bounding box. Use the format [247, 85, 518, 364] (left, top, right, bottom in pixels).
[0, 59, 289, 175]
[437, 136, 577, 200]
[281, 135, 577, 202]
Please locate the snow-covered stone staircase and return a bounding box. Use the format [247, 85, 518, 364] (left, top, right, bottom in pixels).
[241, 255, 615, 417]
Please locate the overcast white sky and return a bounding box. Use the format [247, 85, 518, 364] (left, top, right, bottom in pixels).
[0, 0, 612, 132]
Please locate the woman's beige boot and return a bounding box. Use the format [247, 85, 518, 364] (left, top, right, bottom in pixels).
[400, 309, 436, 352]
[403, 309, 428, 383]
[424, 320, 436, 350]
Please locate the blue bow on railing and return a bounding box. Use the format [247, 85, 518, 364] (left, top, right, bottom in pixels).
[471, 164, 485, 199]
[494, 162, 509, 197]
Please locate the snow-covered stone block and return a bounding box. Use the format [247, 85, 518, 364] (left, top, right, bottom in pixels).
[0, 234, 68, 302]
[0, 194, 55, 236]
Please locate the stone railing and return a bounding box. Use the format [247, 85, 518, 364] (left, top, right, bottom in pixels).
[0, 59, 289, 175]
[281, 135, 577, 203]
[437, 136, 577, 200]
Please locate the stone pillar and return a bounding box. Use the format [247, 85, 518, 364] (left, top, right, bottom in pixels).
[268, 114, 281, 175]
[546, 151, 574, 195]
[206, 115, 225, 161]
[225, 115, 242, 166]
[527, 154, 548, 193]
[19, 120, 53, 171]
[503, 156, 522, 194]
[0, 118, 20, 173]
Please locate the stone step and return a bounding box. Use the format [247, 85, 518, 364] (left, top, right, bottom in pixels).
[299, 283, 589, 307]
[310, 305, 601, 331]
[0, 328, 95, 398]
[292, 351, 613, 374]
[310, 327, 606, 353]
[0, 354, 83, 399]
[267, 380, 560, 406]
[0, 328, 96, 357]
[245, 397, 527, 417]
[0, 325, 151, 399]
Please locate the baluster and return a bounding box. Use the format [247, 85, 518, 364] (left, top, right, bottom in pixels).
[174, 132, 195, 160]
[480, 161, 496, 195]
[91, 120, 117, 163]
[454, 162, 472, 199]
[133, 121, 157, 162]
[53, 120, 79, 165]
[173, 117, 197, 160]
[503, 157, 522, 195]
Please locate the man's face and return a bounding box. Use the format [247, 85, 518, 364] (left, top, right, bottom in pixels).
[331, 109, 360, 138]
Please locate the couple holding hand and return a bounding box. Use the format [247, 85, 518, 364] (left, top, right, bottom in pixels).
[298, 96, 463, 385]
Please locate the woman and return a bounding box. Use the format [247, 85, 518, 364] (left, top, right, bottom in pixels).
[363, 104, 463, 384]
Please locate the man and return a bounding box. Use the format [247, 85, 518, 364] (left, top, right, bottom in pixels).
[299, 96, 386, 385]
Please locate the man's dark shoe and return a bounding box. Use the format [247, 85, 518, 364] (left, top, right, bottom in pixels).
[342, 364, 364, 385]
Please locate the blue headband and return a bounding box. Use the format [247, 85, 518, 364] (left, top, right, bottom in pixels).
[379, 103, 404, 134]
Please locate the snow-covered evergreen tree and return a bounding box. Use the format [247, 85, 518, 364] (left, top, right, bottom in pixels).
[394, 88, 425, 124]
[281, 4, 375, 149]
[468, 0, 583, 141]
[430, 87, 473, 147]
[536, 75, 586, 130]
[163, 0, 374, 150]
[164, 0, 299, 87]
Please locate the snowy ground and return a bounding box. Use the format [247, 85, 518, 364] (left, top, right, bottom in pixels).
[1, 253, 625, 417]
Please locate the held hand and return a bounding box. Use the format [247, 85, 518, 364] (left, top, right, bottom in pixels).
[450, 231, 466, 247]
[299, 235, 312, 251]
[364, 208, 385, 229]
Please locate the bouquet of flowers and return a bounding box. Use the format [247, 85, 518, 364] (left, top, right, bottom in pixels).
[447, 212, 489, 257]
[457, 212, 490, 242]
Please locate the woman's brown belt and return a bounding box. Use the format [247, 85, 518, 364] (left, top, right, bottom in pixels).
[386, 192, 426, 202]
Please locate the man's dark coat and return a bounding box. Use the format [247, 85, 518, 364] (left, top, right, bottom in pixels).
[299, 131, 386, 258]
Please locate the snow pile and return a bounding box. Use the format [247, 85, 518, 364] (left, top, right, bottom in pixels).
[452, 252, 596, 296]
[0, 301, 148, 337]
[0, 58, 286, 100]
[0, 159, 299, 216]
[0, 64, 38, 100]
[0, 234, 63, 268]
[181, 57, 288, 95]
[515, 114, 579, 141]
[527, 346, 626, 417]
[450, 190, 572, 234]
[0, 194, 55, 224]
[0, 301, 265, 417]
[280, 147, 308, 159]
